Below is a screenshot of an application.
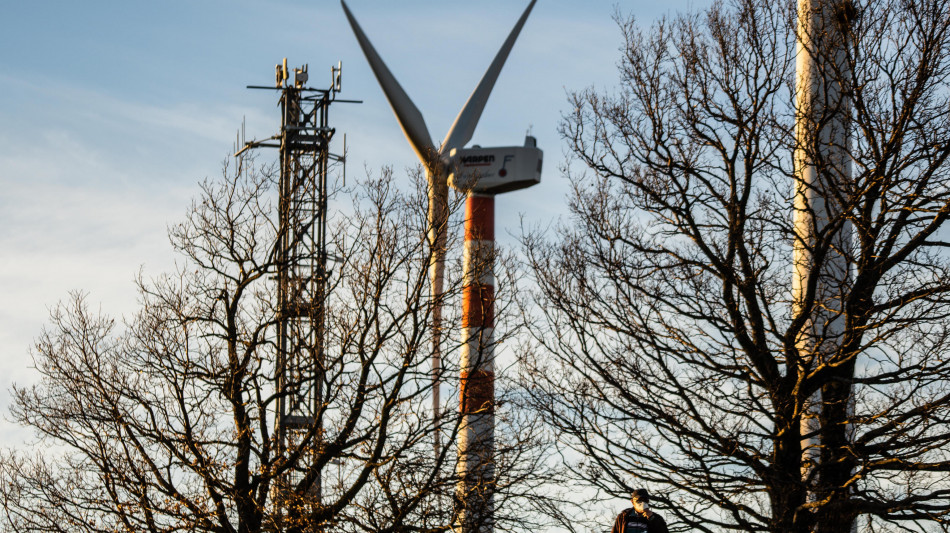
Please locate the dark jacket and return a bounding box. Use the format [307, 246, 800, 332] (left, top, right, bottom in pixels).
[611, 507, 669, 533]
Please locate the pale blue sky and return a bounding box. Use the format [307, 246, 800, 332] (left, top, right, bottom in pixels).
[0, 0, 702, 451]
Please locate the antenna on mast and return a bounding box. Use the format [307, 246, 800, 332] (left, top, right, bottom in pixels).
[332, 61, 343, 94]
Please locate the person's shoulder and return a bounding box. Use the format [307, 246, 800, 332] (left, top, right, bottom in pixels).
[646, 513, 669, 533]
[612, 508, 635, 532]
[615, 507, 636, 522]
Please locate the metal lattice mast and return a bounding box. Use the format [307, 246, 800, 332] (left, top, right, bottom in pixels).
[240, 59, 358, 531]
[278, 74, 329, 521]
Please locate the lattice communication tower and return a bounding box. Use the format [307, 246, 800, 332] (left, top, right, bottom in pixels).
[239, 59, 359, 528]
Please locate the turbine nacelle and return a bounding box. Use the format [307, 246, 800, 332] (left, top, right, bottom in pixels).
[447, 135, 542, 194]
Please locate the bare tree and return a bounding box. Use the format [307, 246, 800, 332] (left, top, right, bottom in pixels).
[0, 152, 564, 533]
[521, 0, 950, 531]
[0, 155, 462, 533]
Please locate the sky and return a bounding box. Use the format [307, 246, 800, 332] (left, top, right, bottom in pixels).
[0, 0, 701, 463]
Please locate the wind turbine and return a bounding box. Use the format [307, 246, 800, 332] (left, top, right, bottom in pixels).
[342, 3, 541, 531]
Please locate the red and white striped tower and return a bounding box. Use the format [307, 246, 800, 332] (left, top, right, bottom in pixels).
[449, 135, 542, 533]
[457, 192, 496, 533]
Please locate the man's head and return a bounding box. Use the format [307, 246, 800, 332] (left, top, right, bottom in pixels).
[631, 488, 651, 514]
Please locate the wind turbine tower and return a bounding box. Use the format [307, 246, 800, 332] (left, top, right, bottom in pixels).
[793, 0, 854, 529]
[342, 3, 541, 532]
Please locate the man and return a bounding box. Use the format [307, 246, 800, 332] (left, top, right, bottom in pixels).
[611, 488, 669, 533]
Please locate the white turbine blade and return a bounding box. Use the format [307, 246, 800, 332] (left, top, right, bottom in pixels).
[341, 0, 436, 164]
[440, 0, 537, 156]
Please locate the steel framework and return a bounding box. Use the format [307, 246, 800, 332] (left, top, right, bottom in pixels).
[240, 59, 358, 530]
